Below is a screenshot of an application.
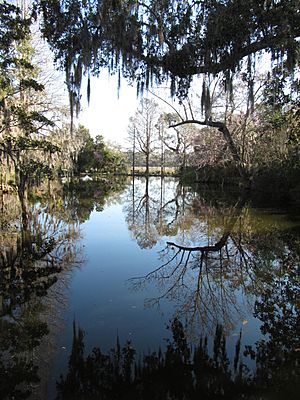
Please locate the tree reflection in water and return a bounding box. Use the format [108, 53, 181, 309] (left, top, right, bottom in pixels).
[124, 176, 196, 249]
[123, 178, 299, 398]
[57, 234, 300, 399]
[2, 177, 298, 398]
[0, 184, 82, 399]
[57, 310, 299, 399]
[0, 176, 129, 399]
[127, 181, 299, 342]
[245, 234, 300, 396]
[129, 192, 250, 334]
[57, 319, 247, 400]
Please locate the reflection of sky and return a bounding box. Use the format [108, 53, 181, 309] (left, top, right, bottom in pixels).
[64, 203, 175, 353]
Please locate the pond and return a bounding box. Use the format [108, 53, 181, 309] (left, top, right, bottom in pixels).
[0, 176, 299, 399]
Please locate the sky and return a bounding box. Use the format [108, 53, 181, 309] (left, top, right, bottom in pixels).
[78, 73, 140, 148]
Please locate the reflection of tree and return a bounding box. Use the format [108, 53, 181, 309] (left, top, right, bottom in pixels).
[244, 236, 300, 396]
[130, 197, 248, 334]
[124, 177, 197, 249]
[125, 176, 159, 249]
[50, 178, 299, 399]
[129, 192, 300, 342]
[57, 319, 250, 400]
[0, 190, 81, 399]
[156, 181, 194, 237]
[0, 176, 130, 398]
[56, 313, 299, 399]
[62, 176, 128, 223]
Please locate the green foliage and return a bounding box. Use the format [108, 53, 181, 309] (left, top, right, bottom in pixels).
[0, 1, 41, 105]
[14, 136, 59, 153]
[0, 1, 31, 99]
[0, 1, 67, 194]
[75, 129, 126, 174]
[76, 125, 95, 172]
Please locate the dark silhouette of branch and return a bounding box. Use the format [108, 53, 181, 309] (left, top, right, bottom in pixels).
[167, 231, 230, 254]
[170, 118, 250, 183]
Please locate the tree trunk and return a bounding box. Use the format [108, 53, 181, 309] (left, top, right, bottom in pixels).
[18, 175, 30, 231]
[145, 152, 149, 176]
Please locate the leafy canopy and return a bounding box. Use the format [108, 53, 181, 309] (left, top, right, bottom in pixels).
[38, 0, 300, 113]
[0, 1, 32, 102]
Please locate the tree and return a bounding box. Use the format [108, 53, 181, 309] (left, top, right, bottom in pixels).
[158, 112, 196, 172]
[92, 134, 126, 173]
[75, 129, 126, 174]
[0, 1, 76, 210]
[39, 0, 300, 97]
[0, 1, 60, 224]
[38, 0, 299, 184]
[75, 125, 94, 173]
[128, 98, 160, 175]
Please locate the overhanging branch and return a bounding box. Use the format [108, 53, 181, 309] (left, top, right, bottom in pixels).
[163, 31, 300, 78]
[170, 118, 250, 183]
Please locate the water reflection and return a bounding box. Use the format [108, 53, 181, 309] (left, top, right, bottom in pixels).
[128, 194, 249, 334]
[247, 233, 300, 394]
[56, 319, 247, 399]
[128, 180, 299, 341]
[124, 177, 197, 248]
[61, 176, 129, 223]
[0, 182, 82, 399]
[121, 177, 298, 398]
[57, 314, 299, 399]
[124, 176, 160, 248]
[1, 176, 299, 399]
[0, 176, 129, 399]
[55, 176, 299, 398]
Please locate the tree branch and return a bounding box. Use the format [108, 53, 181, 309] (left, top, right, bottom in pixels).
[148, 89, 183, 121]
[163, 31, 300, 77]
[170, 118, 250, 183]
[167, 231, 230, 254]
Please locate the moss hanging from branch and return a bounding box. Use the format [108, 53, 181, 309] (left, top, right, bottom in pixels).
[38, 0, 300, 123]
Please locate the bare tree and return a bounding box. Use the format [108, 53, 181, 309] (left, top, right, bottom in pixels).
[158, 112, 197, 172]
[128, 99, 160, 175]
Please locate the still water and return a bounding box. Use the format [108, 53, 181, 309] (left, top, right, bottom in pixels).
[0, 177, 299, 399]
